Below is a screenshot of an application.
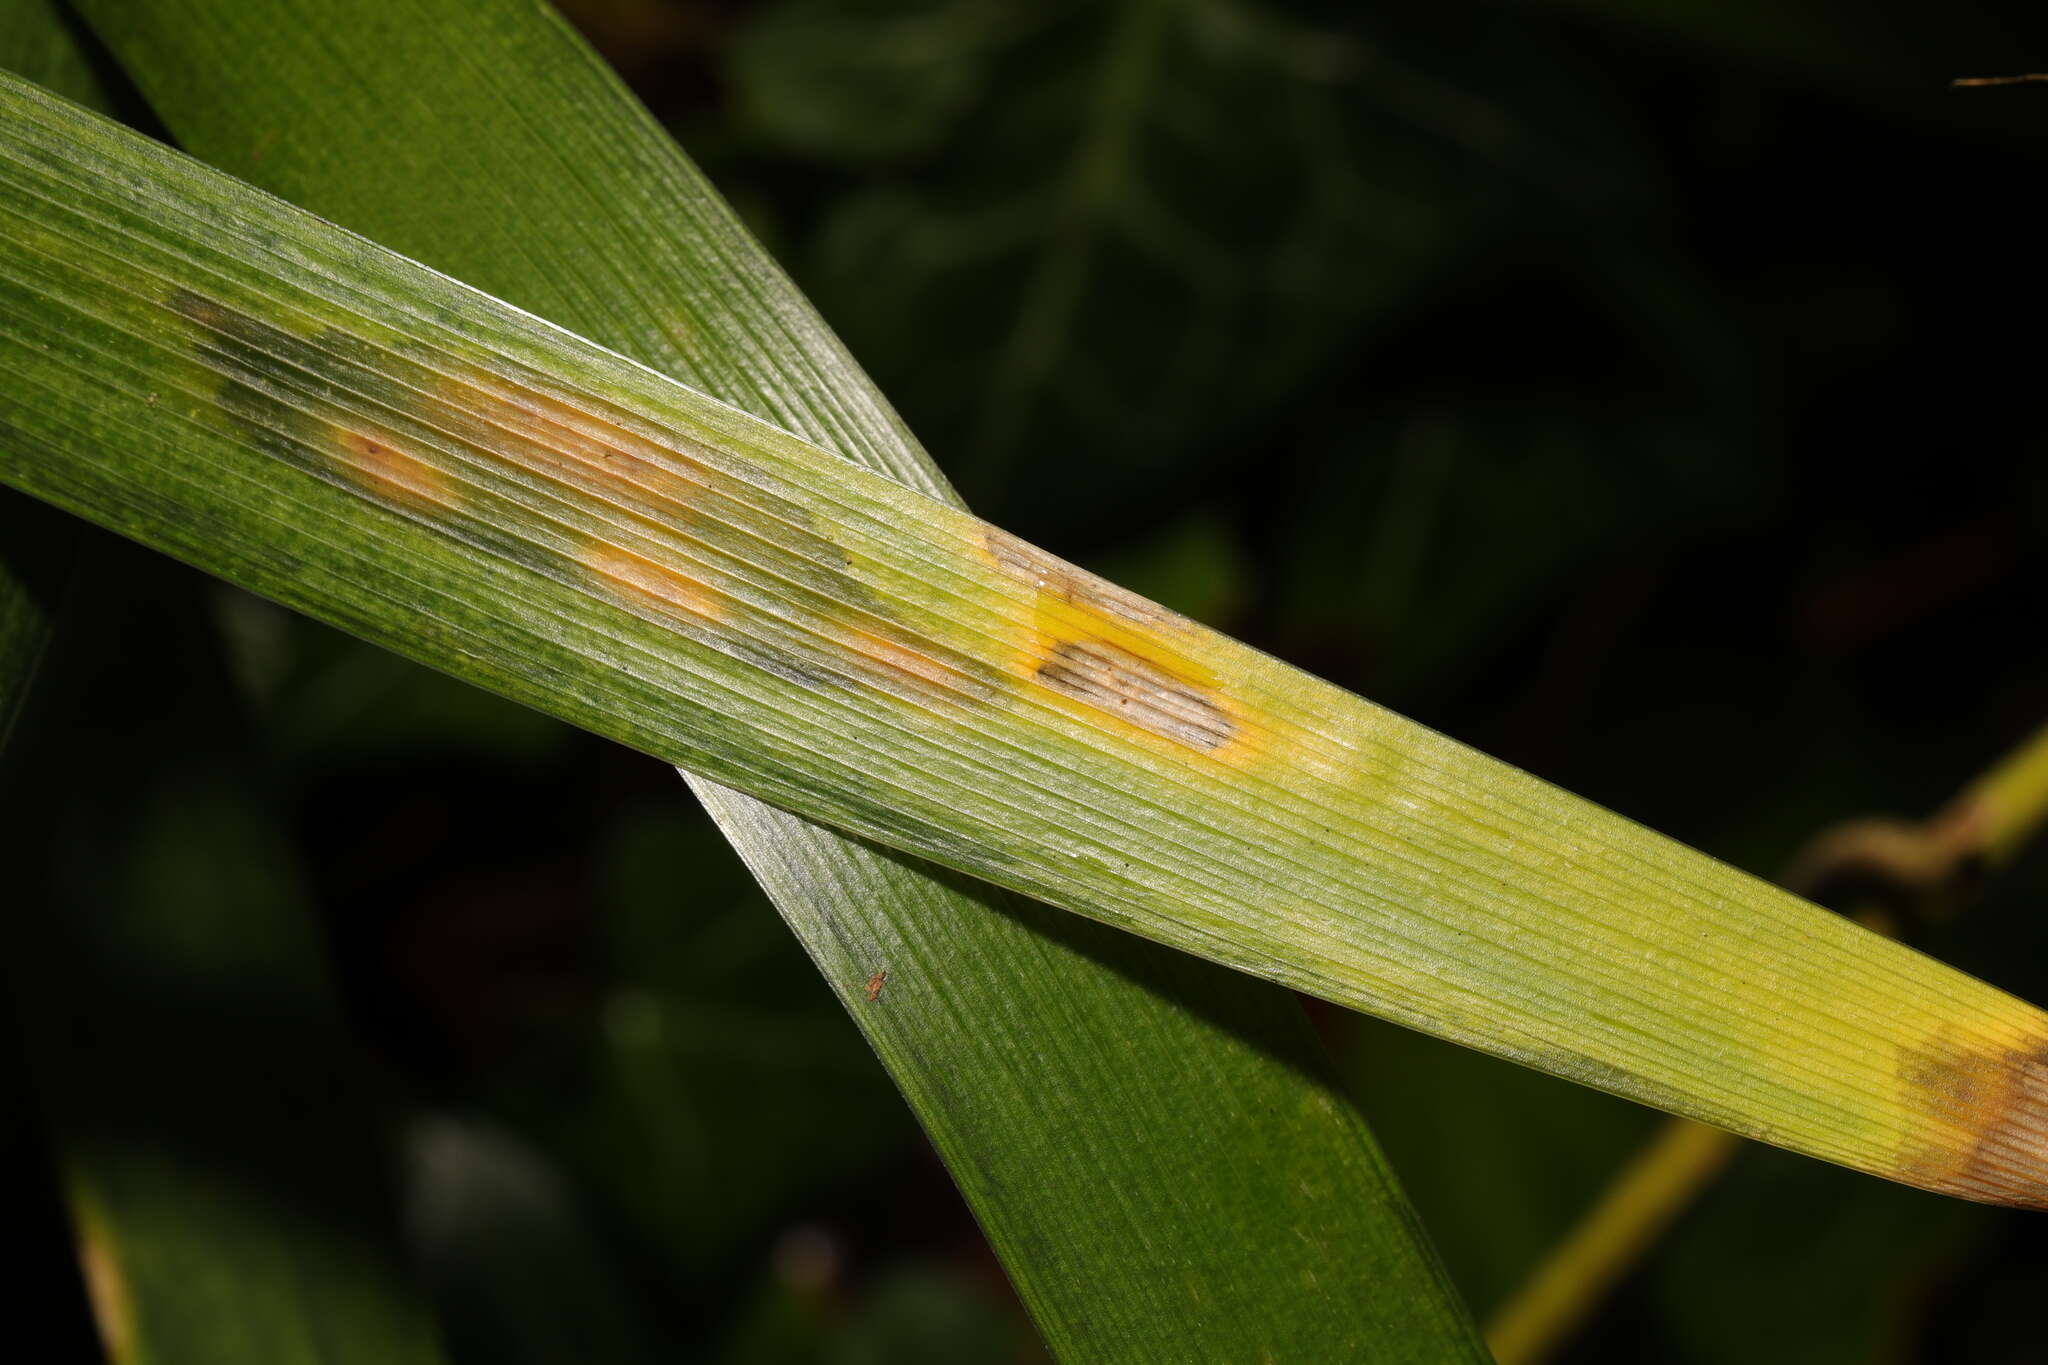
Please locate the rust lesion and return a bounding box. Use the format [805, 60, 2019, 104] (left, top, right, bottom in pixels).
[457, 371, 991, 700]
[980, 529, 1257, 758]
[582, 541, 724, 623]
[332, 428, 456, 509]
[983, 529, 1180, 629]
[1899, 1033, 2048, 1209]
[168, 291, 460, 514]
[1036, 639, 1236, 752]
[164, 287, 237, 336]
[446, 367, 880, 624]
[441, 368, 717, 532]
[840, 626, 984, 696]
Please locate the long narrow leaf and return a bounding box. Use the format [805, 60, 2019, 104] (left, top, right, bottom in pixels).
[71, 1, 1491, 1357]
[5, 74, 2047, 1210]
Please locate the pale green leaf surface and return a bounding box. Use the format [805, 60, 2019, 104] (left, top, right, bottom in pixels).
[64, 1, 1486, 1359]
[5, 75, 2048, 1219]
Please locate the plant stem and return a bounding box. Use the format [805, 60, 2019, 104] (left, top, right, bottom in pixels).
[1485, 1118, 1739, 1365]
[1486, 719, 2048, 1365]
[1958, 722, 2048, 871]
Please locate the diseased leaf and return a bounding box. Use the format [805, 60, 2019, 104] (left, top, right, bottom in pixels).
[6, 74, 2048, 1217]
[64, 1, 1488, 1358]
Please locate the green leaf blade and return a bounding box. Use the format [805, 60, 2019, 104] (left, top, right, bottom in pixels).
[5, 72, 2046, 1221]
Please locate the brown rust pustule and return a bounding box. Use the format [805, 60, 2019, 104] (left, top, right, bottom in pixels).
[1036, 641, 1236, 753]
[167, 291, 459, 514]
[443, 368, 993, 698]
[1900, 1036, 2048, 1208]
[444, 367, 877, 615]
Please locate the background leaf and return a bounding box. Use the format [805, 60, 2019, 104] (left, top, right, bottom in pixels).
[2, 551, 449, 1365]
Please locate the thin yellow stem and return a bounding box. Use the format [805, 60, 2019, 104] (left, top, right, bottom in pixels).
[1486, 721, 2048, 1365]
[1485, 1119, 1738, 1365]
[1950, 722, 2048, 870]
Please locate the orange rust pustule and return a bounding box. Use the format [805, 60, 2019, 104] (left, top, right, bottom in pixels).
[1036, 640, 1236, 752]
[583, 543, 723, 623]
[436, 369, 861, 617]
[841, 626, 983, 694]
[472, 376, 695, 479]
[333, 429, 456, 509]
[1900, 1036, 2048, 1208]
[429, 367, 718, 535]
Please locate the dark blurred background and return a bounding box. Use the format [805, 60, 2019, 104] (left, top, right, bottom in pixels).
[9, 0, 2048, 1360]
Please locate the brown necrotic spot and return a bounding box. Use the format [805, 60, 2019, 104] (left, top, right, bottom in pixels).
[165, 292, 462, 515]
[584, 541, 839, 688]
[435, 368, 715, 529]
[1899, 1034, 2048, 1208]
[1036, 639, 1236, 752]
[983, 529, 1178, 629]
[976, 531, 1254, 756]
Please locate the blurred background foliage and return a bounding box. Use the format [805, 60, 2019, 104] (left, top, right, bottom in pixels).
[7, 0, 2048, 1360]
